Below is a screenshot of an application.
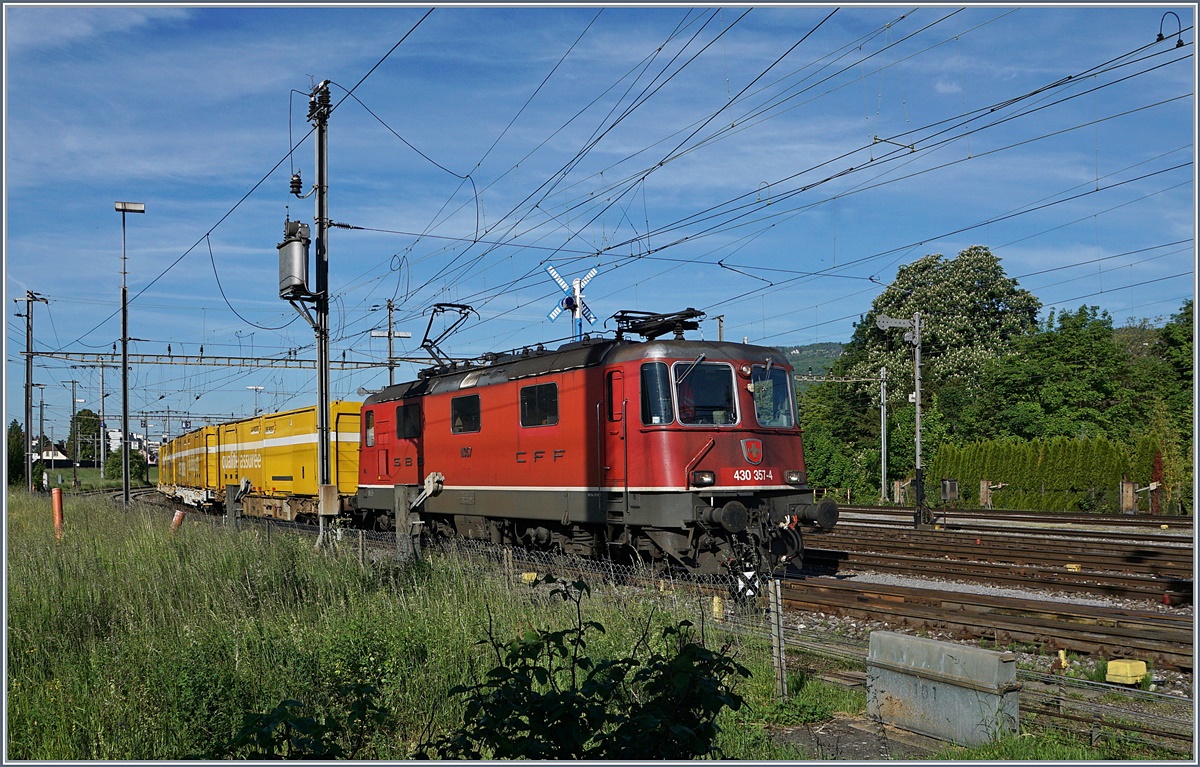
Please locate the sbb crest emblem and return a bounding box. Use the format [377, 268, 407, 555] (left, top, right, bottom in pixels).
[741, 439, 763, 465]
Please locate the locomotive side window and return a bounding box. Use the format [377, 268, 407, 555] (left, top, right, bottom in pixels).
[519, 383, 558, 427]
[451, 394, 481, 434]
[673, 361, 737, 426]
[751, 365, 796, 428]
[364, 409, 375, 447]
[396, 402, 420, 439]
[640, 362, 672, 425]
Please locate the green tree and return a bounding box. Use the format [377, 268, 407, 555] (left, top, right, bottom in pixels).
[105, 449, 149, 485]
[803, 245, 1039, 490]
[7, 419, 26, 487]
[67, 408, 101, 462]
[972, 306, 1137, 441]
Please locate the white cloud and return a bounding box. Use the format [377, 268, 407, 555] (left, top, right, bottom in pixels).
[4, 6, 191, 52]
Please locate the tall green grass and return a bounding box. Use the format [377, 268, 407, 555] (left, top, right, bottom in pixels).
[7, 492, 837, 760]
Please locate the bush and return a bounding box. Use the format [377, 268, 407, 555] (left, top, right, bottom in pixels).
[104, 450, 149, 484]
[209, 683, 388, 759]
[415, 575, 750, 760]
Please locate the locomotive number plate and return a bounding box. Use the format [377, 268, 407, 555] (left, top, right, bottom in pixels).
[732, 469, 774, 482]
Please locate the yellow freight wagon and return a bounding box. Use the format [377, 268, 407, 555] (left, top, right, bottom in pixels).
[157, 402, 361, 521]
[158, 424, 223, 508]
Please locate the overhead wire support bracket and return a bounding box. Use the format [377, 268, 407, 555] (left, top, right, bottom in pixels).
[873, 135, 915, 152]
[288, 297, 322, 332]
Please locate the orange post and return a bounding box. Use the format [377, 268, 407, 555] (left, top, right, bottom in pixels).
[170, 509, 186, 533]
[51, 487, 64, 540]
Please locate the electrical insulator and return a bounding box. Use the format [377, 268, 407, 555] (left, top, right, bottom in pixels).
[290, 172, 303, 196]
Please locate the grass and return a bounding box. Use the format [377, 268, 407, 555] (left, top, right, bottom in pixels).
[8, 488, 1172, 760]
[33, 466, 157, 492]
[5, 490, 841, 760]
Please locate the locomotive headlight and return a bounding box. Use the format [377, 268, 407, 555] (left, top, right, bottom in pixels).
[785, 470, 806, 485]
[691, 470, 716, 487]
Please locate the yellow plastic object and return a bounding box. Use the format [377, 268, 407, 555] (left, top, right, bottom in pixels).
[1065, 563, 1081, 572]
[1106, 659, 1147, 685]
[521, 572, 539, 584]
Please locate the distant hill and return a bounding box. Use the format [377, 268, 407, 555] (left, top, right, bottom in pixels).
[779, 342, 844, 376]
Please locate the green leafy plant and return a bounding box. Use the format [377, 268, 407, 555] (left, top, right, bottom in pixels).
[212, 683, 388, 759]
[415, 575, 750, 760]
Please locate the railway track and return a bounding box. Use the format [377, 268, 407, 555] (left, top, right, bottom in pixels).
[782, 576, 1194, 672]
[807, 520, 1193, 605]
[839, 504, 1194, 532]
[803, 547, 1192, 604]
[819, 526, 1193, 574]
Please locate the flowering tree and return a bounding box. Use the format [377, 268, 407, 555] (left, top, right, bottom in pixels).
[800, 246, 1040, 494]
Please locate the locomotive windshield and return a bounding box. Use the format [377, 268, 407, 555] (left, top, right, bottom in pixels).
[672, 361, 738, 426]
[751, 365, 796, 428]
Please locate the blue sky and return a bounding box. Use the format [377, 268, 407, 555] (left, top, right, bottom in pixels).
[4, 4, 1196, 442]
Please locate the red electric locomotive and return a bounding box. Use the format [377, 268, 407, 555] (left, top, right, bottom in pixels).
[354, 309, 837, 591]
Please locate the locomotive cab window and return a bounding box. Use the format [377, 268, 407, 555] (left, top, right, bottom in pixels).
[396, 402, 420, 439]
[450, 394, 481, 434]
[751, 365, 796, 428]
[640, 362, 672, 425]
[520, 383, 558, 427]
[364, 410, 375, 447]
[673, 361, 737, 426]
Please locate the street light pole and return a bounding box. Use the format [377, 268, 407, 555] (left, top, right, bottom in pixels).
[115, 201, 145, 508]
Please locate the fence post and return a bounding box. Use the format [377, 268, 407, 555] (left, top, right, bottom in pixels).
[768, 578, 788, 701]
[51, 487, 64, 540]
[358, 529, 366, 567]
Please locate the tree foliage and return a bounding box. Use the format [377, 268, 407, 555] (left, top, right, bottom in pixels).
[66, 408, 101, 462]
[797, 245, 1191, 513]
[105, 448, 149, 484]
[8, 419, 26, 486]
